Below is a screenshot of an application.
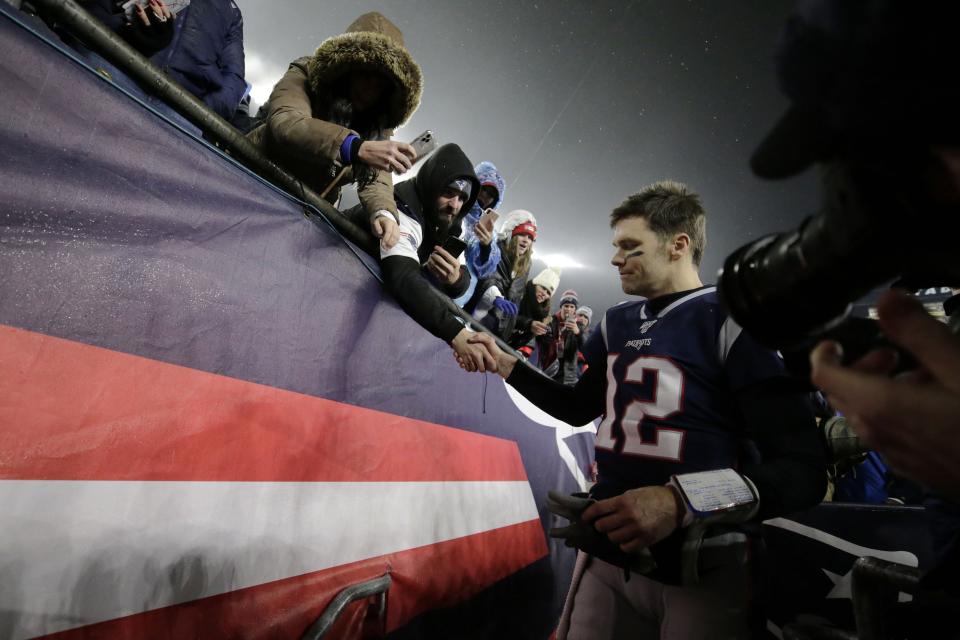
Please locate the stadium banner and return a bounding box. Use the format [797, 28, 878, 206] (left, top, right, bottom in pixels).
[0, 8, 594, 639]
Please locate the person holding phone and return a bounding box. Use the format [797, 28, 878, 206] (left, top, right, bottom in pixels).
[536, 289, 584, 385]
[453, 162, 506, 308]
[465, 210, 538, 340]
[344, 143, 493, 370]
[508, 267, 561, 354]
[248, 12, 422, 250]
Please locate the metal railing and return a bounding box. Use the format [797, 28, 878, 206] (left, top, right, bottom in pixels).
[301, 573, 391, 640]
[24, 0, 527, 362]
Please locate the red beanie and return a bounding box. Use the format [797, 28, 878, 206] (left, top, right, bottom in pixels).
[512, 222, 537, 240]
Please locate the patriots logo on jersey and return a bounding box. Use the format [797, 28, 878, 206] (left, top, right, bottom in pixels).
[586, 286, 786, 495]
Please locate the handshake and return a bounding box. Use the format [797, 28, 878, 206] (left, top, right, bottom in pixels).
[450, 330, 515, 375]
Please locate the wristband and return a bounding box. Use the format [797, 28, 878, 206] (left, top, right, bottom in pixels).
[339, 134, 363, 164]
[350, 136, 364, 162]
[668, 468, 758, 527]
[372, 209, 400, 225]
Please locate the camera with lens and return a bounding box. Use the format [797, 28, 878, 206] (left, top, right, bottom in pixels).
[717, 0, 960, 376]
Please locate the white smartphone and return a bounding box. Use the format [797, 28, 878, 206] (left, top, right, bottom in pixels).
[479, 208, 499, 231]
[409, 130, 438, 160]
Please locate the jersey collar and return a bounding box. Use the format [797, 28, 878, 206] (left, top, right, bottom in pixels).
[639, 286, 716, 320]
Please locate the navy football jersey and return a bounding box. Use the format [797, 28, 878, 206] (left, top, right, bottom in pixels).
[581, 286, 786, 500]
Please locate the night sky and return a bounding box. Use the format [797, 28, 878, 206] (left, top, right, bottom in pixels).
[238, 0, 819, 315]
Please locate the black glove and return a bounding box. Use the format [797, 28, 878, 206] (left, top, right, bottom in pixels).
[546, 490, 656, 575]
[121, 9, 174, 56]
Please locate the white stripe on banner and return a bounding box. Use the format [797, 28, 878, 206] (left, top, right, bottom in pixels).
[0, 480, 539, 639]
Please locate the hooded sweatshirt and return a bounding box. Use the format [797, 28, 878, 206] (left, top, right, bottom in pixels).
[377, 143, 481, 343]
[247, 12, 422, 218]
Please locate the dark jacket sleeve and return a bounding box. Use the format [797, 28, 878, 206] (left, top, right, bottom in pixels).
[203, 4, 246, 119]
[382, 255, 465, 343]
[505, 359, 605, 425]
[737, 382, 828, 520]
[438, 265, 471, 299]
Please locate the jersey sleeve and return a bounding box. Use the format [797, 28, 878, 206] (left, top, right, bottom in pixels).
[719, 316, 787, 391]
[379, 210, 423, 262]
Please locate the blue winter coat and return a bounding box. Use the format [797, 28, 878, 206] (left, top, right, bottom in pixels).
[454, 161, 505, 306]
[160, 1, 245, 120]
[81, 0, 246, 120]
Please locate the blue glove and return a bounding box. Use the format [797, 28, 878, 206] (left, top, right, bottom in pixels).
[493, 297, 518, 316]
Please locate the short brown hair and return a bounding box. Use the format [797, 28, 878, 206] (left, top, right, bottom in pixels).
[610, 181, 706, 266]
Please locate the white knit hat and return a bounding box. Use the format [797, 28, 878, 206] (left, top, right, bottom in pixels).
[531, 267, 561, 295]
[497, 209, 537, 241]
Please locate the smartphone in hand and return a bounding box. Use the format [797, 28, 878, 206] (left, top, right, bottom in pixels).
[440, 235, 468, 259]
[479, 208, 499, 232]
[409, 130, 438, 160]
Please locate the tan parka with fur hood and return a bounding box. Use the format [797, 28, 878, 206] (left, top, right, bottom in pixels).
[247, 13, 422, 219]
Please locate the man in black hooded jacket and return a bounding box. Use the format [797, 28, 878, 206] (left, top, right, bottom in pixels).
[349, 143, 495, 370]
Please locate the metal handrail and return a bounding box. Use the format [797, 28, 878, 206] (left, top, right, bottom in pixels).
[301, 573, 391, 640]
[21, 0, 531, 363]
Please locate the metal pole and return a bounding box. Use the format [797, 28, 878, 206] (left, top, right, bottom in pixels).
[301, 574, 391, 640]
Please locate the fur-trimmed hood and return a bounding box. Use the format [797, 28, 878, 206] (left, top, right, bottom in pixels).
[474, 161, 505, 209]
[307, 12, 422, 129]
[497, 209, 537, 242]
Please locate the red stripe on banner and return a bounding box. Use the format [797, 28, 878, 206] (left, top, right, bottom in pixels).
[0, 325, 526, 482]
[35, 519, 548, 640]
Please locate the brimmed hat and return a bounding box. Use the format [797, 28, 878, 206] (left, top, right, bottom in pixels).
[750, 0, 960, 179]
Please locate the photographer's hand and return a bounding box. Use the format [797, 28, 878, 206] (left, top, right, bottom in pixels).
[811, 290, 960, 498]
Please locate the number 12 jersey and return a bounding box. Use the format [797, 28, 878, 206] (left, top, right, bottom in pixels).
[581, 286, 786, 500]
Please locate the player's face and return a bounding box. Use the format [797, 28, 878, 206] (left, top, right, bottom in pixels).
[611, 217, 671, 297]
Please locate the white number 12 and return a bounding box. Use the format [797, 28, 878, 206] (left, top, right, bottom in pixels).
[595, 355, 686, 460]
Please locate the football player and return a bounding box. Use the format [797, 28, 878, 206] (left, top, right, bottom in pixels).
[466, 181, 826, 639]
